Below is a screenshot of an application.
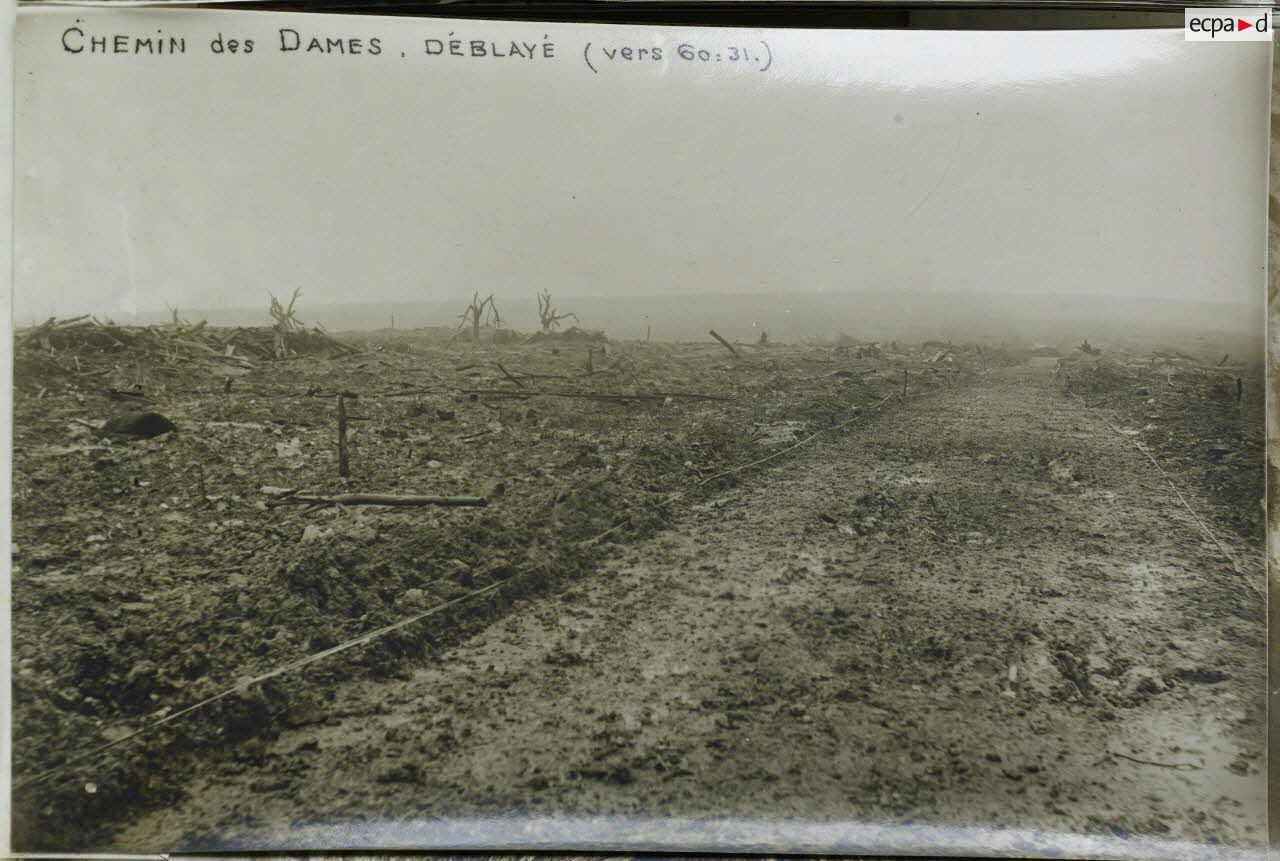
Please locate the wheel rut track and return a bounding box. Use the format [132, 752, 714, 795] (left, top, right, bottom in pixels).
[113, 364, 1267, 853]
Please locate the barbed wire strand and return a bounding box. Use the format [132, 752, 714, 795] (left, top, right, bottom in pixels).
[18, 390, 901, 791]
[1070, 392, 1260, 595]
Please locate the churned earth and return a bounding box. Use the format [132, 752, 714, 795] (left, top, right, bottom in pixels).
[112, 362, 1266, 857]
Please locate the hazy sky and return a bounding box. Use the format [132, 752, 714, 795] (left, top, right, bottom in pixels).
[13, 9, 1272, 322]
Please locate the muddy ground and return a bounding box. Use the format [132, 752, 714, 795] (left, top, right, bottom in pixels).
[8, 326, 1267, 854]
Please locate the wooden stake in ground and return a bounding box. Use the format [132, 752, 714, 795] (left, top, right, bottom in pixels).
[337, 394, 350, 478]
[902, 369, 909, 397]
[709, 329, 738, 357]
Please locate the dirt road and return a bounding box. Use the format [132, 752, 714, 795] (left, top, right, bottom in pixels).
[113, 363, 1266, 856]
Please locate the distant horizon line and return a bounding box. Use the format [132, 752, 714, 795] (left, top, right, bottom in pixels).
[26, 287, 1260, 320]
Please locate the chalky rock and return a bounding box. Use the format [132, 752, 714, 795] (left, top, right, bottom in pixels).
[102, 411, 177, 439]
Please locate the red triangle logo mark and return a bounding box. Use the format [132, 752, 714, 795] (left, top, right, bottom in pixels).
[1239, 18, 1253, 30]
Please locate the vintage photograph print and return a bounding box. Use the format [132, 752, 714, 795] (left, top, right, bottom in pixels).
[9, 7, 1271, 858]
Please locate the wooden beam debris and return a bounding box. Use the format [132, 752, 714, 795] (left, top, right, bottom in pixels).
[266, 492, 488, 509]
[709, 329, 739, 357]
[495, 363, 526, 388]
[462, 388, 733, 403]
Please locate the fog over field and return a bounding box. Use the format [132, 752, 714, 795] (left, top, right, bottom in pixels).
[100, 290, 1259, 356]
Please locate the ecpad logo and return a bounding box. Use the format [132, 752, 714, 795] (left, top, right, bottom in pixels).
[1185, 7, 1273, 40]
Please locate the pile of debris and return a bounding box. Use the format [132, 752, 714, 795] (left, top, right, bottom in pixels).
[1059, 349, 1248, 408]
[16, 315, 358, 368]
[525, 326, 607, 344]
[1056, 356, 1136, 398]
